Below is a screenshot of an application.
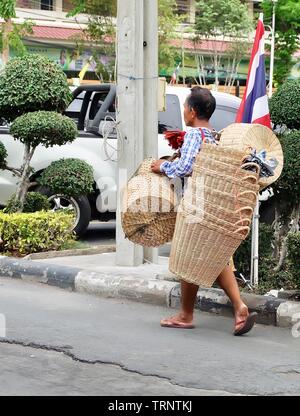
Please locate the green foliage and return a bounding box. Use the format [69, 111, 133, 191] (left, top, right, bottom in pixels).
[272, 131, 300, 204]
[0, 0, 16, 19]
[4, 192, 51, 214]
[269, 80, 300, 129]
[195, 0, 252, 37]
[10, 111, 77, 148]
[261, 0, 300, 84]
[234, 223, 274, 279]
[0, 140, 7, 169]
[0, 54, 72, 121]
[287, 232, 300, 283]
[234, 225, 300, 292]
[0, 210, 75, 255]
[69, 0, 181, 74]
[38, 158, 94, 197]
[158, 0, 182, 71]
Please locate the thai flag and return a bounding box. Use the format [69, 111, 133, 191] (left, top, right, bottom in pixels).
[236, 14, 271, 129]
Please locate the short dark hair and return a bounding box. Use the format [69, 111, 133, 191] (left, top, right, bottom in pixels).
[186, 86, 216, 120]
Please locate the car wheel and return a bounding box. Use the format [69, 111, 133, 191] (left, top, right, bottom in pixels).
[35, 186, 91, 236]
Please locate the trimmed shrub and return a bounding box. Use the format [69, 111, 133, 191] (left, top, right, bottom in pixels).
[38, 158, 94, 197]
[0, 141, 7, 169]
[0, 54, 72, 121]
[10, 111, 77, 148]
[287, 232, 300, 285]
[272, 131, 300, 203]
[234, 225, 300, 292]
[4, 192, 51, 214]
[0, 211, 75, 255]
[269, 79, 300, 129]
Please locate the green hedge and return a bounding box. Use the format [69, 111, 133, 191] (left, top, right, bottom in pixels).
[38, 158, 94, 196]
[234, 225, 300, 292]
[287, 232, 300, 285]
[3, 192, 51, 214]
[0, 140, 7, 169]
[0, 54, 72, 121]
[0, 211, 75, 255]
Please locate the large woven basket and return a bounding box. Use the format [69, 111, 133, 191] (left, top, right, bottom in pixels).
[219, 123, 284, 189]
[169, 144, 259, 287]
[169, 210, 249, 287]
[121, 158, 178, 247]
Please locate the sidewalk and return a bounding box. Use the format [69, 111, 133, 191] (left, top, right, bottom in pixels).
[0, 251, 299, 328]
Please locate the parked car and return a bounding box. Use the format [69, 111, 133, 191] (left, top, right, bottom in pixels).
[0, 84, 241, 235]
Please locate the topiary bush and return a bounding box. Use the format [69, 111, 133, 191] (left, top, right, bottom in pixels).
[272, 130, 300, 204]
[10, 111, 78, 148]
[3, 192, 51, 214]
[0, 54, 72, 121]
[269, 79, 300, 129]
[38, 158, 94, 197]
[0, 141, 7, 169]
[0, 211, 75, 256]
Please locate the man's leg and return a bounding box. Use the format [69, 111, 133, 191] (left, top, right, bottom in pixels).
[216, 265, 249, 331]
[160, 279, 199, 326]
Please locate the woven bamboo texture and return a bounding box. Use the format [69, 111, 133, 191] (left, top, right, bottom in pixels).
[121, 158, 178, 247]
[219, 123, 284, 189]
[169, 143, 259, 287]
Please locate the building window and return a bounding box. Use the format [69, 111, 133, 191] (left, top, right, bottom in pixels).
[41, 0, 54, 10]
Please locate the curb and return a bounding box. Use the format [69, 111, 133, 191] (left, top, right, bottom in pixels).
[1, 256, 299, 328]
[23, 244, 116, 260]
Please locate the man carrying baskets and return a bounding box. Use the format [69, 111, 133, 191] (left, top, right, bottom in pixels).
[151, 87, 257, 336]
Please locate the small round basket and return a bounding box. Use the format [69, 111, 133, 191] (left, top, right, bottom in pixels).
[121, 158, 179, 247]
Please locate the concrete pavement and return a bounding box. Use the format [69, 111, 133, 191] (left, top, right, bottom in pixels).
[0, 276, 300, 396]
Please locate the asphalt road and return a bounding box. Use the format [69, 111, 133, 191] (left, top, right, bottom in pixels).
[1, 276, 300, 396]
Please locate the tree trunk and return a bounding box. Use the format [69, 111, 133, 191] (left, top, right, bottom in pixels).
[273, 202, 300, 272]
[14, 144, 35, 211]
[2, 18, 12, 65]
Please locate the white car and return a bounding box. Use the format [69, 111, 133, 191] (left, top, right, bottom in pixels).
[0, 84, 241, 235]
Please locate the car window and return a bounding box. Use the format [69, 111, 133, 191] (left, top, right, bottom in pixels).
[158, 94, 182, 133]
[65, 91, 86, 113]
[210, 106, 238, 132]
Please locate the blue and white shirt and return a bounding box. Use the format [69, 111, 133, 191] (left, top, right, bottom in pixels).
[160, 127, 217, 179]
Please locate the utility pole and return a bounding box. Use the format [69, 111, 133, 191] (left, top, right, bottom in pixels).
[116, 0, 158, 266]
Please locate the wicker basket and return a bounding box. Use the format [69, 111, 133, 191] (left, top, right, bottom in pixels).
[169, 144, 259, 287]
[121, 158, 178, 247]
[169, 210, 249, 287]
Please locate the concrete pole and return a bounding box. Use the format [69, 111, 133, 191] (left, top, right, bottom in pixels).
[268, 1, 277, 98]
[143, 0, 158, 264]
[116, 0, 144, 266]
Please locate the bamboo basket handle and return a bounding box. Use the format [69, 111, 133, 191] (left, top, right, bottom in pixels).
[235, 206, 254, 215]
[237, 190, 258, 199]
[233, 226, 250, 236]
[240, 174, 258, 184]
[240, 162, 261, 176]
[234, 218, 251, 227]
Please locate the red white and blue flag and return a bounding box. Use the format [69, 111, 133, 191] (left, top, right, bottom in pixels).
[236, 14, 271, 129]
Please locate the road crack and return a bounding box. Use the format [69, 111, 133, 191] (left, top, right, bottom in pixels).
[0, 337, 238, 395]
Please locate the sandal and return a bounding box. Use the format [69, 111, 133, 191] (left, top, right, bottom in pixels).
[160, 316, 195, 329]
[234, 312, 258, 336]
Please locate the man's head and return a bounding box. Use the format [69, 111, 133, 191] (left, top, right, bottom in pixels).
[183, 86, 216, 126]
